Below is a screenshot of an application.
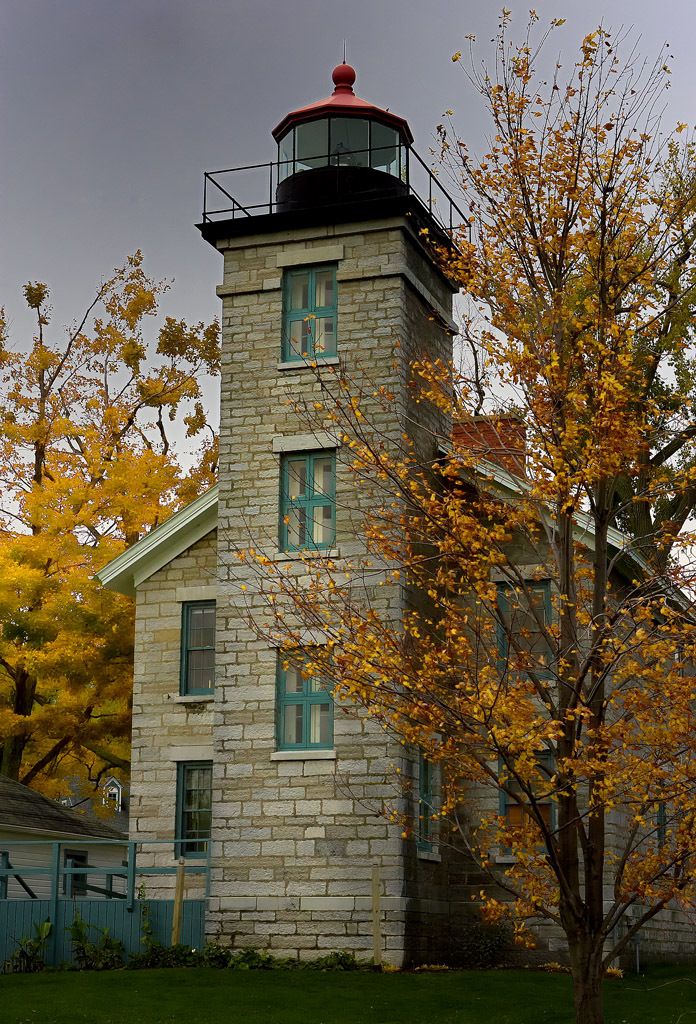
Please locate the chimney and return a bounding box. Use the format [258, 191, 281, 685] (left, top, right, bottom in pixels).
[452, 415, 527, 476]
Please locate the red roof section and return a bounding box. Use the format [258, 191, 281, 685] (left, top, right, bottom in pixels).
[272, 64, 414, 145]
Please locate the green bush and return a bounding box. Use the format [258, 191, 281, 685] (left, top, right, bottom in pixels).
[68, 913, 125, 971]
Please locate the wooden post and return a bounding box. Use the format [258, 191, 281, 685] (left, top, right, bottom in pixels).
[171, 857, 186, 946]
[371, 861, 382, 967]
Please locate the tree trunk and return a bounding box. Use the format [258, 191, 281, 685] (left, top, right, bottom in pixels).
[0, 734, 25, 780]
[569, 940, 605, 1024]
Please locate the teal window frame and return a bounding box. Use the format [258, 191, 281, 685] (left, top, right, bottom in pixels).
[498, 750, 556, 832]
[276, 653, 334, 751]
[656, 801, 667, 849]
[279, 450, 336, 552]
[417, 750, 435, 852]
[175, 761, 213, 858]
[180, 601, 215, 696]
[496, 580, 553, 680]
[281, 264, 338, 362]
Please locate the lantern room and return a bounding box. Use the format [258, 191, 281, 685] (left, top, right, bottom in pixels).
[272, 63, 413, 210]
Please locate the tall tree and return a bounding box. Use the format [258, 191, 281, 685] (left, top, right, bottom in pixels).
[0, 253, 219, 796]
[238, 17, 696, 1024]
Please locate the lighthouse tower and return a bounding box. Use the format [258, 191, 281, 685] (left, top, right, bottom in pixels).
[199, 64, 459, 964]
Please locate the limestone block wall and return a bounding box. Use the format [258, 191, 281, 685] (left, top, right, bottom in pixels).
[129, 530, 217, 897]
[212, 214, 455, 962]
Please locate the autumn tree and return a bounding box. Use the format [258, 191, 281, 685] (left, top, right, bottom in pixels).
[0, 252, 219, 796]
[236, 17, 696, 1024]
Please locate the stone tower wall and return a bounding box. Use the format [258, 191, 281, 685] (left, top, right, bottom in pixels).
[211, 215, 454, 962]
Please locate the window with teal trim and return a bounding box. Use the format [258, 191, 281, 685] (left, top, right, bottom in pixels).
[180, 601, 215, 695]
[499, 750, 555, 831]
[276, 652, 333, 750]
[417, 750, 435, 852]
[656, 801, 668, 849]
[176, 761, 212, 858]
[280, 451, 336, 551]
[497, 581, 553, 680]
[282, 265, 337, 361]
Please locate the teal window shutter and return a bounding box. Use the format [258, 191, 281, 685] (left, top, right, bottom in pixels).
[176, 761, 213, 858]
[656, 801, 667, 849]
[276, 653, 333, 750]
[280, 450, 336, 551]
[180, 601, 215, 695]
[417, 750, 434, 852]
[282, 265, 337, 362]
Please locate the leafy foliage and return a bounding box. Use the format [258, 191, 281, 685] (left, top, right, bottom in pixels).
[68, 912, 125, 970]
[236, 15, 696, 1024]
[0, 253, 219, 793]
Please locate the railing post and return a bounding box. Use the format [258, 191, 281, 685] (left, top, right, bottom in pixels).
[269, 161, 274, 214]
[126, 841, 137, 911]
[48, 842, 61, 966]
[171, 858, 186, 946]
[0, 850, 8, 899]
[65, 855, 74, 899]
[371, 862, 382, 968]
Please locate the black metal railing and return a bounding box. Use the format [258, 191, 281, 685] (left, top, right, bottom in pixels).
[202, 145, 469, 238]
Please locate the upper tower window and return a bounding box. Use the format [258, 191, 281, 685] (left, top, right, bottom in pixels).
[280, 450, 336, 551]
[282, 265, 337, 362]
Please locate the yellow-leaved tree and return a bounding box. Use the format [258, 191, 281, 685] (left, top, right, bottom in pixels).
[238, 17, 696, 1024]
[0, 252, 219, 798]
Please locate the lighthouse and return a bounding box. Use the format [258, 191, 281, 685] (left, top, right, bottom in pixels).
[201, 64, 460, 963]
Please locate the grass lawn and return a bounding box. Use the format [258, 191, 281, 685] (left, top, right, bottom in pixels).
[1, 965, 694, 1024]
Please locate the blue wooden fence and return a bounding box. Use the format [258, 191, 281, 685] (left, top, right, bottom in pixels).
[0, 840, 208, 968]
[0, 898, 206, 966]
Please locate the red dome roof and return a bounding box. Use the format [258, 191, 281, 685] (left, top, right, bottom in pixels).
[272, 64, 413, 145]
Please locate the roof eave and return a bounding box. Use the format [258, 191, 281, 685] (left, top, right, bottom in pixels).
[96, 485, 218, 597]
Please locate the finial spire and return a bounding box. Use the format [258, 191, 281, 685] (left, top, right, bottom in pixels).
[342, 39, 347, 63]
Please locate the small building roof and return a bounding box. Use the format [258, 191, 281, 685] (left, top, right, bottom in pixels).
[0, 776, 126, 841]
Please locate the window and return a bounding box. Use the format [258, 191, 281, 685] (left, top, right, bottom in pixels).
[276, 652, 333, 750]
[499, 751, 555, 831]
[180, 601, 215, 695]
[417, 751, 435, 852]
[282, 265, 337, 362]
[280, 451, 336, 551]
[102, 777, 123, 813]
[176, 761, 213, 858]
[63, 850, 88, 897]
[497, 581, 553, 679]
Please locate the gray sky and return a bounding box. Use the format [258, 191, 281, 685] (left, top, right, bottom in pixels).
[2, 0, 696, 426]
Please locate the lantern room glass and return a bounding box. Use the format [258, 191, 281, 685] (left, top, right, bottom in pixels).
[277, 118, 406, 183]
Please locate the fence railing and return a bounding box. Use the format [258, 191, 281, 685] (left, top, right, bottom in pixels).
[202, 145, 469, 238]
[0, 839, 210, 909]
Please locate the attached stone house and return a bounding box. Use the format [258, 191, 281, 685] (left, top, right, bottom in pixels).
[98, 64, 695, 966]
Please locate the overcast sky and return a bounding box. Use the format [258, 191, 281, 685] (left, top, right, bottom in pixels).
[2, 0, 696, 425]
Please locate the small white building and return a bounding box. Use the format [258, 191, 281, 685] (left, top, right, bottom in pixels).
[0, 776, 127, 899]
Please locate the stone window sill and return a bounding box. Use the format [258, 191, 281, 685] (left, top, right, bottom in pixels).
[277, 357, 340, 371]
[172, 694, 214, 704]
[270, 749, 337, 762]
[417, 848, 442, 863]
